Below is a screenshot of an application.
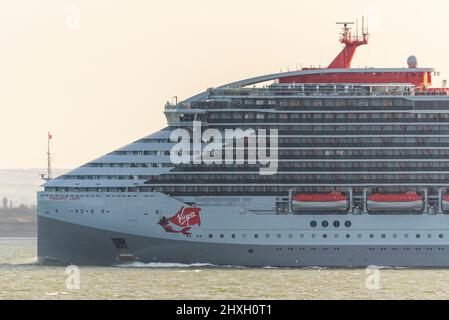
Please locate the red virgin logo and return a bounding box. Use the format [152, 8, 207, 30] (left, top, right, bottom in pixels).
[158, 207, 201, 236]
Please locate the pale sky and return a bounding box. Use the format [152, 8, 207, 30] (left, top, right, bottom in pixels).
[1, 0, 449, 169]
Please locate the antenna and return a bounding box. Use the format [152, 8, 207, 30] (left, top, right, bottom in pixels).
[41, 132, 53, 181]
[328, 17, 369, 69]
[362, 16, 364, 34]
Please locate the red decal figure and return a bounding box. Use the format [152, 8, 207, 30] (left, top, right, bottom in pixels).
[158, 207, 201, 236]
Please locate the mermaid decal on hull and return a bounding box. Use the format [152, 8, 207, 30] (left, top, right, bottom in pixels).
[158, 207, 201, 236]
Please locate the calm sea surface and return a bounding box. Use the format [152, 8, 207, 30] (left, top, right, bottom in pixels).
[1, 237, 449, 300]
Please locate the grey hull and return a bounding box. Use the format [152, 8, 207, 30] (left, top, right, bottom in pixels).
[38, 216, 449, 267]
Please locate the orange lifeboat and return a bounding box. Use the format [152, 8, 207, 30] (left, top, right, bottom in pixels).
[292, 192, 349, 211]
[367, 192, 423, 211]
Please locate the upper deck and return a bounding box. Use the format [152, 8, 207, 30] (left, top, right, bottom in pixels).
[178, 68, 442, 109]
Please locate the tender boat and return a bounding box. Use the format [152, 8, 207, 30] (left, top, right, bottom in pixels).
[292, 192, 349, 211]
[442, 195, 449, 211]
[367, 192, 423, 211]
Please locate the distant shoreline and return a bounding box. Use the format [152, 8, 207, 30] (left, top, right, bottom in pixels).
[0, 236, 36, 239]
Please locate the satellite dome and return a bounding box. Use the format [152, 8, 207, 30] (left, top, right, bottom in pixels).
[407, 55, 418, 68]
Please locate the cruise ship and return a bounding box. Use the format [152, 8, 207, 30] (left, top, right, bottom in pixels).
[38, 21, 449, 267]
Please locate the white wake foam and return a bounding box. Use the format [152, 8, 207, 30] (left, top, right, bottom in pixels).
[114, 262, 254, 269]
[115, 262, 218, 268]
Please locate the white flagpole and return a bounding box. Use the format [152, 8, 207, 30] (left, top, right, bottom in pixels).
[47, 132, 52, 180]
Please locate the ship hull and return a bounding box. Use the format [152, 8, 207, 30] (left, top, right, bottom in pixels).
[38, 214, 449, 267]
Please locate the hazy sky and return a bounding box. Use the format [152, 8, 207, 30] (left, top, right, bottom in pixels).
[1, 0, 449, 169]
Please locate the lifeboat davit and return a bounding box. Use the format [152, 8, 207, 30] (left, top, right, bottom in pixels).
[367, 192, 423, 211]
[292, 192, 349, 211]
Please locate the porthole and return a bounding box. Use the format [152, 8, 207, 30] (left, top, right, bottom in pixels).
[323, 234, 328, 239]
[277, 234, 281, 239]
[427, 234, 432, 239]
[345, 221, 352, 228]
[208, 234, 213, 238]
[439, 234, 444, 239]
[220, 234, 224, 239]
[333, 221, 340, 228]
[254, 234, 259, 239]
[300, 234, 304, 239]
[288, 234, 293, 239]
[393, 234, 397, 239]
[346, 234, 350, 239]
[405, 234, 409, 239]
[416, 234, 420, 239]
[381, 234, 386, 239]
[266, 234, 270, 238]
[357, 234, 362, 239]
[231, 234, 235, 239]
[310, 221, 317, 228]
[322, 221, 329, 228]
[370, 234, 374, 239]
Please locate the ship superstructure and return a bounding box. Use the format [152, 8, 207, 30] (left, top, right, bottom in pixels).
[37, 21, 449, 267]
